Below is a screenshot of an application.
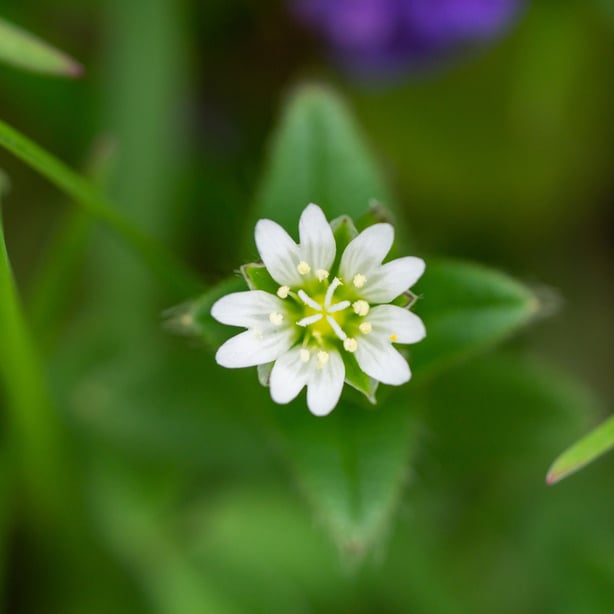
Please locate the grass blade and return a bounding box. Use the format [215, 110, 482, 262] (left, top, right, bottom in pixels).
[547, 415, 614, 484]
[0, 16, 82, 77]
[0, 118, 203, 297]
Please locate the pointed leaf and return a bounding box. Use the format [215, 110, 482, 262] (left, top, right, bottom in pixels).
[547, 415, 614, 484]
[272, 397, 416, 560]
[253, 85, 395, 231]
[411, 259, 539, 378]
[0, 17, 82, 77]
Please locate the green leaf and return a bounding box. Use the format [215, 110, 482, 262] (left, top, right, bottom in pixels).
[253, 85, 395, 233]
[411, 259, 539, 379]
[0, 16, 82, 77]
[272, 397, 416, 561]
[547, 415, 614, 485]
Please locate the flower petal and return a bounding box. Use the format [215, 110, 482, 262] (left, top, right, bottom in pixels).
[270, 346, 311, 404]
[306, 349, 345, 416]
[339, 223, 394, 280]
[360, 256, 425, 303]
[366, 305, 426, 344]
[298, 203, 336, 272]
[216, 328, 295, 369]
[211, 291, 287, 328]
[255, 219, 302, 286]
[354, 336, 411, 386]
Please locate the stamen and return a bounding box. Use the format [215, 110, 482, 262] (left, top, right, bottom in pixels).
[253, 327, 264, 340]
[297, 313, 323, 327]
[299, 348, 311, 363]
[298, 289, 322, 311]
[316, 351, 329, 369]
[277, 285, 290, 299]
[353, 274, 367, 288]
[359, 322, 372, 334]
[326, 315, 348, 341]
[389, 334, 398, 342]
[327, 300, 350, 314]
[352, 300, 370, 316]
[297, 261, 311, 275]
[315, 269, 329, 282]
[343, 338, 358, 353]
[324, 277, 343, 309]
[269, 312, 284, 326]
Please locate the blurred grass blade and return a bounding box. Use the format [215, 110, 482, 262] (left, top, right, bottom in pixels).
[0, 175, 68, 519]
[0, 16, 82, 77]
[28, 137, 116, 345]
[0, 118, 202, 297]
[253, 85, 395, 235]
[411, 259, 539, 379]
[547, 415, 614, 484]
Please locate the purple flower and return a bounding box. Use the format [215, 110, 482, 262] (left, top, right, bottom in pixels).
[292, 0, 524, 78]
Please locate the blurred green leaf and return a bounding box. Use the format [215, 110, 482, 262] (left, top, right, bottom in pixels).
[411, 259, 539, 379]
[423, 354, 595, 482]
[272, 397, 416, 561]
[547, 415, 614, 485]
[252, 85, 395, 235]
[0, 16, 82, 77]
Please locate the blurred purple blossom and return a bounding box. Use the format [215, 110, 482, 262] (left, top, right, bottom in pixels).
[292, 0, 524, 78]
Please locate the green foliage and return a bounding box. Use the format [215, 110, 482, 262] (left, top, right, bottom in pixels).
[253, 85, 395, 232]
[547, 414, 614, 484]
[1, 2, 612, 609]
[0, 118, 202, 298]
[0, 16, 82, 77]
[411, 259, 539, 378]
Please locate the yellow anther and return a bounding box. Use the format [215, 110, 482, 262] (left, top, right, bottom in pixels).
[316, 351, 329, 369]
[269, 312, 284, 326]
[389, 334, 398, 342]
[299, 349, 311, 363]
[359, 322, 372, 334]
[277, 285, 290, 299]
[353, 273, 367, 288]
[343, 338, 358, 353]
[353, 300, 370, 316]
[315, 269, 329, 281]
[297, 261, 311, 275]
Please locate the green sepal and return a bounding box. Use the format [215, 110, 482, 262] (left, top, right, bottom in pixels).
[240, 263, 278, 294]
[329, 215, 358, 274]
[391, 290, 417, 309]
[257, 362, 274, 387]
[342, 352, 378, 404]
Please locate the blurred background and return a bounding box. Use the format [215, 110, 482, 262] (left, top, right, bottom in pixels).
[0, 0, 613, 612]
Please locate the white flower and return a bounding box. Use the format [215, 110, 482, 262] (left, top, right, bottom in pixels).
[211, 203, 426, 416]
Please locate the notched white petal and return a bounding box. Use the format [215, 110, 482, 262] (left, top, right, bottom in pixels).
[298, 203, 336, 273]
[354, 337, 411, 386]
[339, 223, 394, 280]
[255, 219, 302, 286]
[270, 346, 310, 404]
[306, 349, 345, 416]
[360, 257, 425, 303]
[215, 328, 294, 369]
[367, 305, 426, 344]
[211, 291, 286, 328]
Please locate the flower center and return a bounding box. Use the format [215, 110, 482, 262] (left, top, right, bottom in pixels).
[295, 276, 352, 341]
